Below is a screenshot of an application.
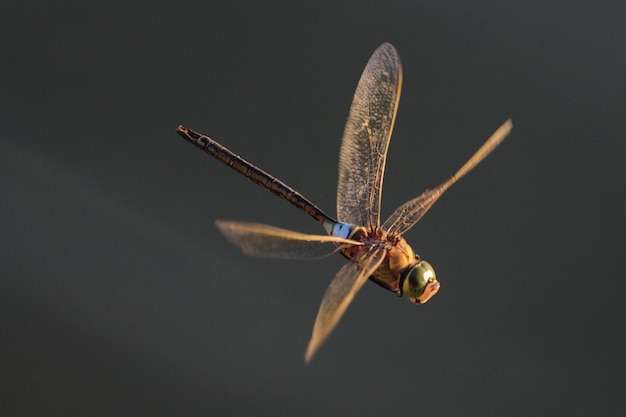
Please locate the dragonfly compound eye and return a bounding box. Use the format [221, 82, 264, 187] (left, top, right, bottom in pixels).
[403, 261, 439, 303]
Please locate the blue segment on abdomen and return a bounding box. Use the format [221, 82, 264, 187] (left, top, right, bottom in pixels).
[331, 222, 354, 239]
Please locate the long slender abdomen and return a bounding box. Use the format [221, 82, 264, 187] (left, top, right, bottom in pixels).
[176, 125, 337, 230]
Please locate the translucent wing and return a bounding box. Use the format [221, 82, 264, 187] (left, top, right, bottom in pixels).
[383, 119, 513, 235]
[304, 247, 386, 362]
[337, 43, 402, 228]
[216, 220, 362, 259]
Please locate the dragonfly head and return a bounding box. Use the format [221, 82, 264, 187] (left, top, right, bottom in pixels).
[402, 261, 440, 304]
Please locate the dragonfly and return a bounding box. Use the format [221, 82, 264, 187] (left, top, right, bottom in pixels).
[176, 43, 512, 362]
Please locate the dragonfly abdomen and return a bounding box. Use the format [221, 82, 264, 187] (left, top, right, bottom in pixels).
[177, 125, 336, 228]
[329, 222, 354, 238]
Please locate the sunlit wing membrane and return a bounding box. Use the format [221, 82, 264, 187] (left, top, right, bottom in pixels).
[337, 43, 402, 228]
[216, 220, 362, 259]
[382, 119, 513, 235]
[304, 248, 386, 362]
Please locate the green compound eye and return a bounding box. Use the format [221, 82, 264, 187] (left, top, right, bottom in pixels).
[402, 261, 439, 303]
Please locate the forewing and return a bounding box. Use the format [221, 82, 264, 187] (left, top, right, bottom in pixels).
[382, 119, 512, 235]
[304, 247, 386, 362]
[337, 43, 402, 228]
[216, 220, 361, 259]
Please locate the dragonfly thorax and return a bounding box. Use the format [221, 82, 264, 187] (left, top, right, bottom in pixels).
[334, 224, 439, 303]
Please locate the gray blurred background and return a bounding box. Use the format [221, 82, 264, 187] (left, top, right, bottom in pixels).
[1, 1, 624, 416]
